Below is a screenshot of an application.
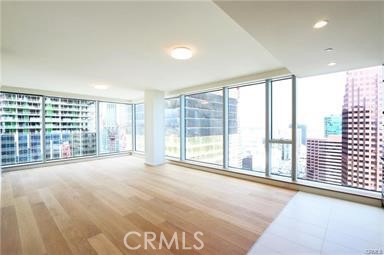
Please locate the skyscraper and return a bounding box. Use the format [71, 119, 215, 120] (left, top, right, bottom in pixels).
[306, 137, 342, 185]
[44, 96, 96, 160]
[341, 66, 383, 191]
[185, 92, 238, 165]
[100, 102, 118, 152]
[1, 93, 43, 165]
[164, 98, 181, 158]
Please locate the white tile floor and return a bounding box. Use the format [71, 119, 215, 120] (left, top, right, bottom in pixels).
[247, 192, 384, 255]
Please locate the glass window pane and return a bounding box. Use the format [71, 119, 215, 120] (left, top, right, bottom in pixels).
[272, 79, 292, 140]
[297, 65, 383, 192]
[135, 104, 145, 152]
[1, 93, 43, 166]
[99, 102, 132, 154]
[185, 91, 223, 165]
[165, 98, 180, 158]
[271, 143, 291, 177]
[228, 84, 265, 172]
[45, 96, 96, 160]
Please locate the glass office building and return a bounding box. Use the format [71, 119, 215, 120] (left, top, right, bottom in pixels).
[165, 98, 180, 158]
[45, 96, 96, 160]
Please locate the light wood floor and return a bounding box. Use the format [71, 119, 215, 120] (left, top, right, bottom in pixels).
[1, 156, 295, 255]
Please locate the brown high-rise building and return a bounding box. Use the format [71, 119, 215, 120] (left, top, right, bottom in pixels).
[306, 137, 342, 185]
[341, 66, 383, 191]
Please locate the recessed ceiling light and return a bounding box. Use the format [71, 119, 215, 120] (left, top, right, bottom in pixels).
[324, 48, 334, 52]
[171, 47, 193, 60]
[328, 62, 336, 66]
[313, 20, 328, 29]
[93, 84, 109, 90]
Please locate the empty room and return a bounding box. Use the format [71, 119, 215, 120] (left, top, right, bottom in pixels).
[1, 1, 383, 255]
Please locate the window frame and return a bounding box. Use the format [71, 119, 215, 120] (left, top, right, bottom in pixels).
[184, 89, 225, 166]
[0, 91, 44, 166]
[179, 76, 297, 179]
[133, 103, 145, 152]
[1, 91, 134, 169]
[164, 96, 181, 159]
[98, 101, 133, 155]
[226, 81, 267, 173]
[44, 95, 97, 161]
[3, 66, 382, 199]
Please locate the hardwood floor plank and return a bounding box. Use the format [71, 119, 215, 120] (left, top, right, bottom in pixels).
[88, 233, 124, 255]
[10, 173, 26, 198]
[14, 196, 47, 255]
[59, 182, 143, 255]
[27, 190, 44, 205]
[92, 188, 135, 216]
[185, 210, 258, 250]
[1, 206, 23, 255]
[1, 175, 15, 208]
[1, 156, 295, 255]
[135, 205, 166, 225]
[130, 180, 266, 234]
[39, 188, 98, 255]
[125, 212, 195, 255]
[50, 184, 101, 238]
[32, 202, 73, 255]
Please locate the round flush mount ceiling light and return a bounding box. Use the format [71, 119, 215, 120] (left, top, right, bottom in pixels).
[324, 47, 334, 52]
[93, 84, 109, 90]
[170, 47, 193, 60]
[328, 62, 336, 66]
[313, 20, 328, 29]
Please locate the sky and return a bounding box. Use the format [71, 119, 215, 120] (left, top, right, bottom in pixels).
[297, 71, 345, 139]
[234, 71, 346, 140]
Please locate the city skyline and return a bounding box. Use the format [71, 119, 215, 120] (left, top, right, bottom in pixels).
[300, 65, 383, 191]
[1, 66, 382, 192]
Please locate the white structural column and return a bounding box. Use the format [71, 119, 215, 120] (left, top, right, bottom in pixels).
[144, 90, 165, 166]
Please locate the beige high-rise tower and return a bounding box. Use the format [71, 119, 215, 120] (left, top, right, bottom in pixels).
[342, 66, 383, 191]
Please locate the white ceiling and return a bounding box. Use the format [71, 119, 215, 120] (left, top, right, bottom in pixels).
[1, 1, 282, 100]
[215, 1, 384, 78]
[2, 1, 383, 101]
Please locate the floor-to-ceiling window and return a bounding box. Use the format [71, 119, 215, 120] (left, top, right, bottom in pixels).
[0, 92, 43, 166]
[185, 90, 223, 165]
[165, 97, 180, 158]
[99, 102, 132, 154]
[228, 83, 265, 172]
[45, 96, 96, 160]
[270, 78, 293, 177]
[297, 65, 383, 192]
[2, 66, 382, 196]
[135, 103, 145, 152]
